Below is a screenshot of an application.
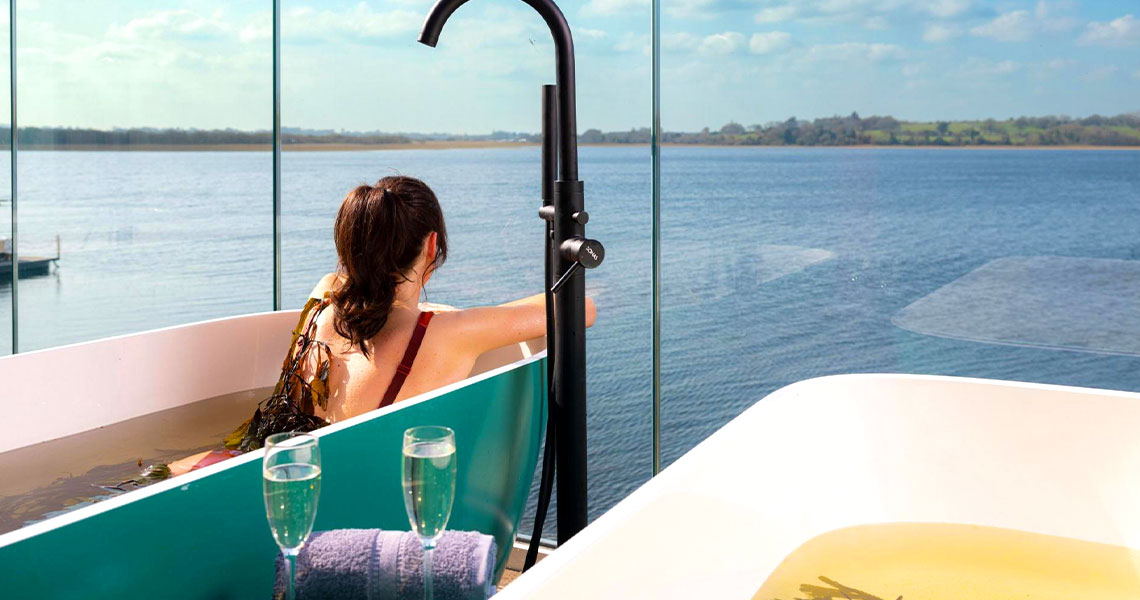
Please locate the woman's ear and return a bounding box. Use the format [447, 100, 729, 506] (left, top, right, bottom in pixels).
[422, 232, 439, 283]
[425, 232, 438, 264]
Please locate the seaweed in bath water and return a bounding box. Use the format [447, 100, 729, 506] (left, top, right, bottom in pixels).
[117, 296, 334, 487]
[227, 296, 332, 452]
[777, 577, 899, 600]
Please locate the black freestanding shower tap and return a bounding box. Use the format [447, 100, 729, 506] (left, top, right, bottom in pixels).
[419, 0, 604, 548]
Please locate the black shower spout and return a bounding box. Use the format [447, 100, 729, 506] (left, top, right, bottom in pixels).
[419, 0, 579, 180]
[418, 0, 602, 544]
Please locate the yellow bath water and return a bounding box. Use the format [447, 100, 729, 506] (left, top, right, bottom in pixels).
[755, 522, 1140, 599]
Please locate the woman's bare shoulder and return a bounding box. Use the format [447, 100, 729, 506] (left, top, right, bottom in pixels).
[309, 272, 344, 299]
[418, 301, 460, 313]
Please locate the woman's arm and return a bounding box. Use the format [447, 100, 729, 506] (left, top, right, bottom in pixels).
[445, 293, 597, 356]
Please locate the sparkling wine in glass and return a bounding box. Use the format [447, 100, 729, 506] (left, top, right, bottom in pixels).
[403, 426, 457, 600]
[264, 432, 321, 600]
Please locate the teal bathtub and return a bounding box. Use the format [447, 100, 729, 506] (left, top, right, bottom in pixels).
[0, 310, 546, 598]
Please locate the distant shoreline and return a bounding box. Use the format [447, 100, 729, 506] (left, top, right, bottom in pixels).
[8, 141, 1139, 152]
[10, 140, 537, 152]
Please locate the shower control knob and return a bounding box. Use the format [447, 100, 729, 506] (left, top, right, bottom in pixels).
[560, 237, 605, 269]
[571, 211, 589, 225]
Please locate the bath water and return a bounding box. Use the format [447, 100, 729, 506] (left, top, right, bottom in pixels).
[0, 386, 270, 535]
[754, 522, 1140, 599]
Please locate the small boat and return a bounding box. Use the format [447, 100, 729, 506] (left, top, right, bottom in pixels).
[0, 236, 60, 279]
[0, 310, 547, 597]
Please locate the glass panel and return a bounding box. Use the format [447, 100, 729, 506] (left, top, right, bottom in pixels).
[15, 1, 273, 351]
[280, 0, 652, 533]
[660, 1, 1140, 465]
[0, 0, 9, 355]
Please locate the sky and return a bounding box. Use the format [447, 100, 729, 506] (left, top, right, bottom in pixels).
[4, 0, 1139, 133]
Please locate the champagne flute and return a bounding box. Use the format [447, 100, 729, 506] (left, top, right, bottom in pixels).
[403, 426, 457, 600]
[263, 432, 321, 600]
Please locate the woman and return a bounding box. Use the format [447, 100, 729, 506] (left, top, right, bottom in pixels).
[167, 175, 596, 475]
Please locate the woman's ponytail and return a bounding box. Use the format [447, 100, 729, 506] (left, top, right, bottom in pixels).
[331, 177, 448, 356]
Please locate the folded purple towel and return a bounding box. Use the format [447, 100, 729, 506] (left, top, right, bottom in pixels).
[273, 529, 497, 600]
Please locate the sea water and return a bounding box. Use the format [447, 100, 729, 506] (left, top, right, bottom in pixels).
[2, 146, 1138, 530]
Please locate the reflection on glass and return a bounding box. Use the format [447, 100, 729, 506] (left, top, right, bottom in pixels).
[14, 1, 272, 351]
[280, 0, 653, 535]
[659, 0, 1140, 465]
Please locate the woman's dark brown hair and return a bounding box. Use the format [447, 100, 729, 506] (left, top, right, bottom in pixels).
[331, 175, 447, 356]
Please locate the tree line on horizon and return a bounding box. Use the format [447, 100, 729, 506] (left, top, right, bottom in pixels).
[0, 112, 1137, 147]
[579, 112, 1140, 147]
[0, 126, 411, 147]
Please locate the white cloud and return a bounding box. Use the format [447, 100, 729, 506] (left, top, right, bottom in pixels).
[863, 16, 889, 30]
[1034, 1, 1079, 32]
[923, 23, 961, 43]
[751, 0, 969, 26]
[614, 32, 649, 54]
[902, 62, 926, 76]
[697, 32, 745, 56]
[662, 32, 700, 52]
[657, 30, 749, 55]
[578, 28, 607, 40]
[958, 57, 1021, 77]
[583, 0, 709, 18]
[970, 10, 1032, 42]
[755, 6, 797, 24]
[1077, 14, 1140, 47]
[1135, 67, 1140, 80]
[239, 21, 270, 44]
[865, 43, 908, 62]
[749, 31, 792, 54]
[1046, 58, 1076, 70]
[581, 0, 648, 17]
[666, 0, 722, 20]
[804, 42, 906, 63]
[269, 4, 421, 43]
[1081, 65, 1119, 82]
[926, 0, 971, 18]
[108, 9, 232, 41]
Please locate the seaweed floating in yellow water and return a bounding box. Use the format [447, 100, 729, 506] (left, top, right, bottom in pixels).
[756, 522, 1140, 600]
[781, 576, 899, 600]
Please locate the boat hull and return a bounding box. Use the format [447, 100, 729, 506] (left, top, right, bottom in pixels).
[0, 256, 55, 278]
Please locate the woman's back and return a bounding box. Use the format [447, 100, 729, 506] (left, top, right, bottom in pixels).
[309, 301, 475, 422]
[305, 272, 589, 422]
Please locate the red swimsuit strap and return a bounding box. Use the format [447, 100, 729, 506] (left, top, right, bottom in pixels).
[378, 311, 435, 409]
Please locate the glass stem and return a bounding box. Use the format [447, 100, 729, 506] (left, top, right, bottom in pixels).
[285, 550, 298, 600]
[423, 541, 435, 600]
